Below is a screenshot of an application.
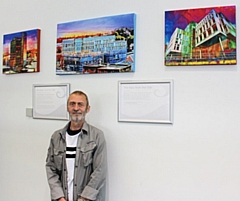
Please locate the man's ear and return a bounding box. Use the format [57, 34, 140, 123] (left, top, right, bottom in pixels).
[86, 105, 90, 113]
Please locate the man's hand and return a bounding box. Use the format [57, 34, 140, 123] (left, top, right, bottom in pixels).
[80, 196, 90, 201]
[58, 197, 66, 201]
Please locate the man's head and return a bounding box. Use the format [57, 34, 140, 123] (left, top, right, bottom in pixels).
[67, 90, 90, 123]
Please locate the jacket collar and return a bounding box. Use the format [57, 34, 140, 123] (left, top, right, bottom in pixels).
[59, 121, 89, 139]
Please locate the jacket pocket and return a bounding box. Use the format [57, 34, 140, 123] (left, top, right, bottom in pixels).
[53, 148, 64, 170]
[80, 143, 96, 167]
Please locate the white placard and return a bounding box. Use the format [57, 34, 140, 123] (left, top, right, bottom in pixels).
[33, 84, 70, 120]
[118, 80, 173, 123]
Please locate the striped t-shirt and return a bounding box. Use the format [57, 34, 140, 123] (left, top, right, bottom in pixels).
[66, 128, 81, 201]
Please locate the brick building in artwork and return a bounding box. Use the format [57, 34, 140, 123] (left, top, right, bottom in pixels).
[9, 32, 27, 68]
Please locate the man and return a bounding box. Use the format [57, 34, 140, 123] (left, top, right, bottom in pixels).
[46, 90, 107, 201]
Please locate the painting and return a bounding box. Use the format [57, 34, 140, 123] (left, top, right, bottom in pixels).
[165, 5, 236, 66]
[2, 29, 41, 74]
[56, 13, 136, 75]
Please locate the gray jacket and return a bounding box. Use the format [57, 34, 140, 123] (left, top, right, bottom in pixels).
[46, 121, 107, 201]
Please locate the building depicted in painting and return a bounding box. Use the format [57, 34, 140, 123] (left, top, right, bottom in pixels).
[165, 22, 197, 61]
[165, 9, 236, 65]
[57, 35, 129, 74]
[9, 32, 27, 70]
[193, 9, 236, 61]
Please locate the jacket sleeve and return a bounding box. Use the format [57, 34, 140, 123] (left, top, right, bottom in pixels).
[81, 131, 107, 200]
[45, 137, 65, 200]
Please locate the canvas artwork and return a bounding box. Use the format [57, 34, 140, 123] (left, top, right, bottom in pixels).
[165, 5, 236, 66]
[56, 13, 136, 75]
[2, 29, 41, 74]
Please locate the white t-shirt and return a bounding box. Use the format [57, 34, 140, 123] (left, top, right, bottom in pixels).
[66, 132, 80, 201]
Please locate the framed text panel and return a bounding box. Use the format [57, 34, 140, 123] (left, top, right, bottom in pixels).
[33, 83, 70, 120]
[118, 80, 173, 124]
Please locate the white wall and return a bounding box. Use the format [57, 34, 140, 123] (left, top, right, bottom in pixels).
[0, 0, 240, 200]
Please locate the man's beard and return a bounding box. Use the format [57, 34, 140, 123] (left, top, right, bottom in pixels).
[70, 112, 86, 122]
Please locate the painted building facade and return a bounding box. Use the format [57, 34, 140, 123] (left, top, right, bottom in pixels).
[59, 35, 128, 72]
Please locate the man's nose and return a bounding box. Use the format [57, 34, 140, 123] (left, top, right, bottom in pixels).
[73, 104, 80, 110]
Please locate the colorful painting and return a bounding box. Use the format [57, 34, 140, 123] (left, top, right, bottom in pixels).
[2, 29, 41, 74]
[56, 13, 136, 75]
[165, 5, 236, 66]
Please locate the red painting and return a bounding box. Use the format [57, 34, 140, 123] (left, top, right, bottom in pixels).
[165, 5, 236, 66]
[2, 29, 41, 74]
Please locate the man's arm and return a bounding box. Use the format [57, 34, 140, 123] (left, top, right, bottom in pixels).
[81, 131, 107, 200]
[46, 138, 65, 200]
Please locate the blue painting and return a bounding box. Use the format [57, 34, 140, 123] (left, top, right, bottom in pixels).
[56, 13, 136, 75]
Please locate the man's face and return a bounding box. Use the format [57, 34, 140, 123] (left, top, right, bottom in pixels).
[67, 94, 90, 123]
